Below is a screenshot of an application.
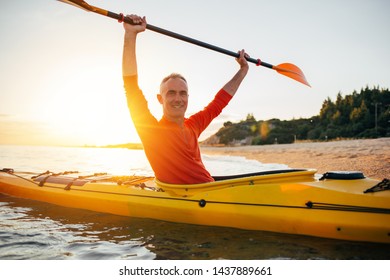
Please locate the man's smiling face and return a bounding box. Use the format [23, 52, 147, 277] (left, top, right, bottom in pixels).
[158, 77, 189, 122]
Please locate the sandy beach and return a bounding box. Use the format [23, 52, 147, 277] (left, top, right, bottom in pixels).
[201, 138, 390, 180]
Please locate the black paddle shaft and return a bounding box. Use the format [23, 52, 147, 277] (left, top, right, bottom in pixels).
[107, 11, 274, 69]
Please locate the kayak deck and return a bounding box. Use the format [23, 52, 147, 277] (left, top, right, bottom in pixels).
[0, 168, 389, 243]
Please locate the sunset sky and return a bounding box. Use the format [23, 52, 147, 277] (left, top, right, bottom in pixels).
[1, 0, 389, 146]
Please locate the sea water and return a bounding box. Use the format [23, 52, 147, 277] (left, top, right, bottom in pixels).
[0, 145, 389, 260]
[0, 145, 286, 176]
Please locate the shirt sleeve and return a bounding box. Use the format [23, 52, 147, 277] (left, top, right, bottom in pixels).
[188, 89, 233, 137]
[123, 75, 158, 131]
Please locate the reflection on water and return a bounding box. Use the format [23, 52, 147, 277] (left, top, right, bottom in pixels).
[0, 195, 154, 260]
[0, 146, 154, 176]
[1, 194, 389, 260]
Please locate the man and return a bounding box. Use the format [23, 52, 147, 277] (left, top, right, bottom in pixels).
[123, 15, 249, 184]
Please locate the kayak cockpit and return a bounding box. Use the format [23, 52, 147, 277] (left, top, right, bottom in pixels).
[156, 168, 318, 196]
[212, 168, 310, 181]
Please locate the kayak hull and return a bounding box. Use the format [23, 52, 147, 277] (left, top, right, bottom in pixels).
[0, 169, 389, 243]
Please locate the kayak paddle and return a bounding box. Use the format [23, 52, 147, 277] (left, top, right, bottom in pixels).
[57, 0, 310, 87]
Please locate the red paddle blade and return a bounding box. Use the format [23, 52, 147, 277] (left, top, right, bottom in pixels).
[57, 0, 92, 11]
[273, 63, 311, 87]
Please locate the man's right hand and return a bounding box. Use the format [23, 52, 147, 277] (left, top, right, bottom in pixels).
[123, 14, 147, 35]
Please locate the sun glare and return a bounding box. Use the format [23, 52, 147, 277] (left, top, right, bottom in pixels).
[21, 58, 141, 147]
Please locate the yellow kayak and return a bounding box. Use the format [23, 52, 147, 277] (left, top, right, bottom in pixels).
[0, 168, 389, 243]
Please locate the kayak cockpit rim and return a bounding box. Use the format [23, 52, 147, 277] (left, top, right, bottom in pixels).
[212, 168, 312, 181]
[156, 169, 318, 194]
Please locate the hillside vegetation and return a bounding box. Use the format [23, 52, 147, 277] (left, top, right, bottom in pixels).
[203, 86, 390, 146]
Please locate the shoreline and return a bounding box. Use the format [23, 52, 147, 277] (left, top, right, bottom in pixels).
[201, 138, 390, 180]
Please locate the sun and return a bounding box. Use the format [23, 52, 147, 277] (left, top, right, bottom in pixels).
[21, 57, 141, 147]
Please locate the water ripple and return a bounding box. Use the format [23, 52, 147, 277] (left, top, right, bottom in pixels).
[0, 195, 155, 260]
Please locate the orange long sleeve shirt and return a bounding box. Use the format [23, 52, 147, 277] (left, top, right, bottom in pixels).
[124, 75, 232, 184]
